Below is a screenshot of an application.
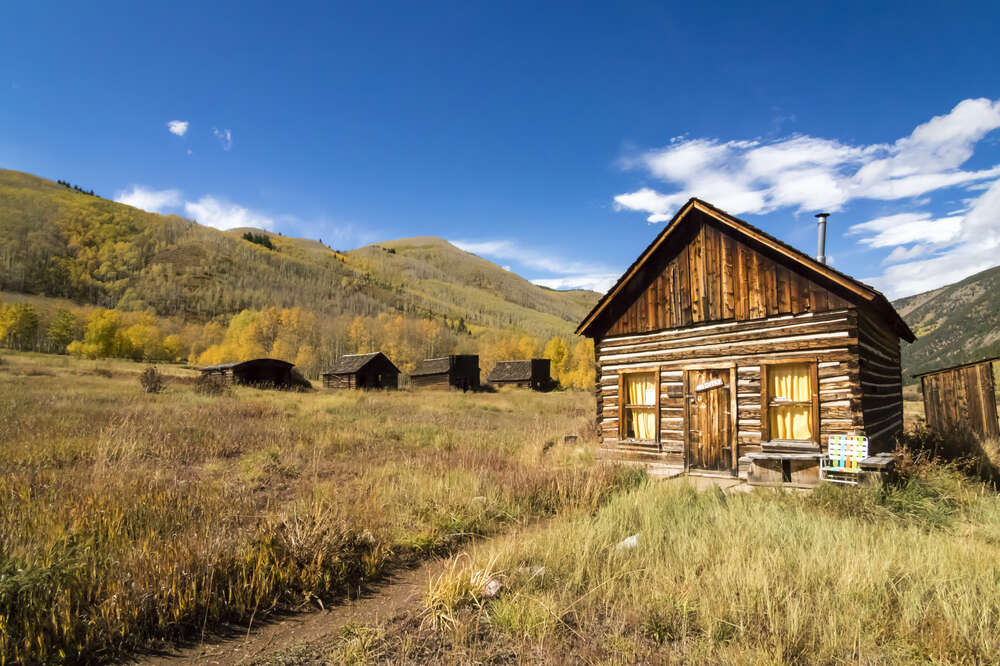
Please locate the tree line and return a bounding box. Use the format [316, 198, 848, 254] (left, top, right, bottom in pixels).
[0, 300, 596, 389]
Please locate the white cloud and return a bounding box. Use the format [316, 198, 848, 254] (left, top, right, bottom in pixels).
[183, 196, 274, 230]
[452, 238, 618, 292]
[532, 274, 619, 292]
[861, 179, 1000, 297]
[615, 98, 1000, 222]
[213, 127, 232, 150]
[114, 185, 182, 213]
[847, 212, 963, 248]
[167, 120, 188, 136]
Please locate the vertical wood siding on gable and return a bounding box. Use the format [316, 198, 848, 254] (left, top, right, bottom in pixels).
[607, 221, 852, 337]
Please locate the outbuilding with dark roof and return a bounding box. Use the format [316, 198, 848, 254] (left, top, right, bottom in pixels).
[199, 358, 312, 390]
[488, 359, 552, 391]
[411, 354, 479, 391]
[322, 352, 400, 390]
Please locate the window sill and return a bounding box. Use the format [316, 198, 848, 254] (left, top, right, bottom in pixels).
[618, 439, 659, 447]
[761, 439, 819, 453]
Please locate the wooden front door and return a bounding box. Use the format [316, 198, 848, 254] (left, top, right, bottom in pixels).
[686, 369, 733, 472]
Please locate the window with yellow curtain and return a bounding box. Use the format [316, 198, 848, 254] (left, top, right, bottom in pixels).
[767, 362, 814, 441]
[622, 371, 657, 440]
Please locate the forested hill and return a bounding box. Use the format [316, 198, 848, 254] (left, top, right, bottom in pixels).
[0, 168, 598, 339]
[894, 264, 1000, 381]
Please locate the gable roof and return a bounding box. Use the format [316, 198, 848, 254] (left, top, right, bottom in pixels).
[576, 198, 915, 342]
[324, 352, 398, 376]
[411, 356, 452, 377]
[488, 360, 534, 382]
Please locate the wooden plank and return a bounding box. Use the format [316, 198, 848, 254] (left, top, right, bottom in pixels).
[618, 373, 625, 441]
[721, 233, 735, 320]
[811, 361, 821, 446]
[680, 246, 692, 325]
[730, 365, 739, 471]
[655, 366, 662, 447]
[776, 265, 791, 314]
[760, 364, 770, 442]
[765, 256, 779, 316]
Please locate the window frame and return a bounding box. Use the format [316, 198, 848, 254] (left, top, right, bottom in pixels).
[759, 359, 820, 446]
[617, 368, 661, 444]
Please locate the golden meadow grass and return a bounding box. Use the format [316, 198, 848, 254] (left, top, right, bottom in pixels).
[407, 469, 1000, 664]
[0, 352, 642, 664]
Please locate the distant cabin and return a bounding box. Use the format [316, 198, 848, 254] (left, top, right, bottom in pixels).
[199, 358, 312, 390]
[410, 354, 480, 391]
[577, 198, 915, 487]
[488, 359, 552, 391]
[322, 352, 400, 390]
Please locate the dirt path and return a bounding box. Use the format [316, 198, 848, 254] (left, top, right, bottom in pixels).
[134, 557, 446, 666]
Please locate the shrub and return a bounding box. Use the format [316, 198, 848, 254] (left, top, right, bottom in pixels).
[138, 366, 166, 394]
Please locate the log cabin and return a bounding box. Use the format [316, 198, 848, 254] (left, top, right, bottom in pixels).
[199, 358, 313, 390]
[488, 359, 552, 390]
[322, 352, 400, 390]
[410, 354, 480, 391]
[577, 198, 915, 485]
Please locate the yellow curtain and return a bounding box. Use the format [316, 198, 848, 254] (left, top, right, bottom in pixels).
[626, 372, 657, 440]
[768, 363, 812, 440]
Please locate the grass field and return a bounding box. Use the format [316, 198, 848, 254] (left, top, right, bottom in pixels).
[0, 352, 640, 664]
[272, 463, 1000, 665]
[5, 351, 1000, 664]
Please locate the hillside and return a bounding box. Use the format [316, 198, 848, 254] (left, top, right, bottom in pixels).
[0, 169, 598, 339]
[894, 264, 1000, 380]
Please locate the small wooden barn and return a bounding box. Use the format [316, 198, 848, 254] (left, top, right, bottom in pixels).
[577, 198, 915, 485]
[488, 359, 552, 390]
[915, 357, 999, 440]
[410, 354, 480, 391]
[322, 352, 400, 390]
[199, 358, 312, 389]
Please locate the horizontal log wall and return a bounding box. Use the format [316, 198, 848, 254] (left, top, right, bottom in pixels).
[597, 309, 864, 464]
[857, 307, 904, 452]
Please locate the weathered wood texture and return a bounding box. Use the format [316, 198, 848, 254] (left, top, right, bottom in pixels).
[605, 220, 851, 337]
[597, 309, 864, 464]
[687, 368, 732, 471]
[921, 361, 1000, 441]
[857, 308, 904, 452]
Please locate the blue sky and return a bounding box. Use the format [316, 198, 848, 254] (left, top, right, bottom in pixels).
[2, 1, 999, 299]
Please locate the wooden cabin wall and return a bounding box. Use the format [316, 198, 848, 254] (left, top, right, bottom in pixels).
[411, 373, 452, 389]
[596, 309, 863, 465]
[606, 220, 852, 337]
[322, 374, 354, 389]
[857, 308, 905, 452]
[921, 363, 1000, 441]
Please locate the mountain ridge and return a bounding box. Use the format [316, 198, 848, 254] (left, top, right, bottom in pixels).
[0, 168, 599, 340]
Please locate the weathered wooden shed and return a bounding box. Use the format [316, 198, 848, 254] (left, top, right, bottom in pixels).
[410, 354, 480, 390]
[488, 359, 552, 390]
[322, 352, 400, 390]
[915, 357, 999, 440]
[577, 198, 915, 484]
[199, 358, 312, 389]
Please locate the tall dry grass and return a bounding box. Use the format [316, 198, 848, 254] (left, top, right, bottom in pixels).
[0, 352, 641, 664]
[413, 462, 1000, 663]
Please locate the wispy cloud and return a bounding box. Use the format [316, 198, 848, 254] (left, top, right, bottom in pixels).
[452, 239, 618, 292]
[212, 127, 232, 150]
[184, 195, 273, 230]
[615, 98, 1000, 299]
[166, 120, 188, 136]
[114, 185, 182, 213]
[614, 98, 1000, 221]
[858, 179, 1000, 298]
